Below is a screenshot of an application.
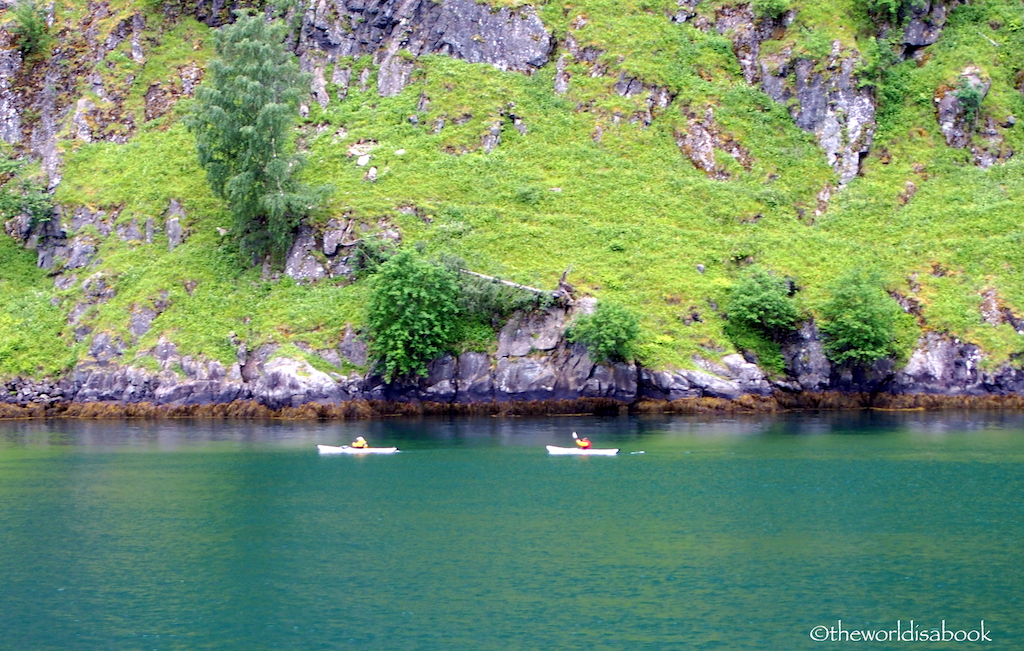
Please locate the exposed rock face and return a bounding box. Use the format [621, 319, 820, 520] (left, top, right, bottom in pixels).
[338, 325, 368, 367]
[779, 321, 831, 391]
[0, 40, 21, 145]
[252, 357, 343, 408]
[29, 66, 64, 186]
[761, 50, 876, 185]
[773, 322, 1024, 397]
[901, 0, 957, 51]
[129, 307, 158, 338]
[455, 352, 493, 402]
[7, 309, 1024, 410]
[284, 224, 327, 282]
[300, 0, 552, 97]
[116, 217, 144, 242]
[639, 353, 772, 400]
[891, 333, 1024, 395]
[936, 67, 990, 149]
[280, 216, 401, 281]
[674, 106, 752, 179]
[715, 4, 782, 85]
[972, 116, 1013, 168]
[166, 199, 186, 250]
[144, 63, 204, 122]
[893, 333, 982, 394]
[934, 67, 1010, 166]
[5, 305, 642, 409]
[612, 71, 676, 127]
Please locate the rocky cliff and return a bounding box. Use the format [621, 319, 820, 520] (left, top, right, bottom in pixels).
[6, 300, 1024, 415]
[2, 0, 1023, 415]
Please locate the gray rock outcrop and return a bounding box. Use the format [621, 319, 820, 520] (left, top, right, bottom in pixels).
[300, 0, 552, 97]
[7, 309, 1024, 411]
[901, 0, 954, 51]
[760, 51, 876, 185]
[936, 67, 990, 149]
[6, 303, 644, 409]
[166, 199, 186, 251]
[639, 354, 771, 401]
[780, 321, 831, 391]
[0, 40, 21, 145]
[284, 224, 327, 282]
[675, 106, 752, 179]
[934, 67, 1010, 166]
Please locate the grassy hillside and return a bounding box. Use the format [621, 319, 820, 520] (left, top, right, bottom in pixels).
[2, 0, 1024, 378]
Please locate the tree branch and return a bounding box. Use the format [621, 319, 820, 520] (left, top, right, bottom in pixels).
[458, 269, 555, 296]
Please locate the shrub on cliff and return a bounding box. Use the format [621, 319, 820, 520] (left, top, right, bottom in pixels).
[11, 0, 49, 57]
[567, 302, 640, 363]
[185, 12, 327, 264]
[954, 78, 984, 125]
[819, 270, 901, 364]
[752, 0, 789, 19]
[726, 267, 800, 338]
[0, 158, 52, 225]
[366, 251, 462, 382]
[723, 267, 799, 374]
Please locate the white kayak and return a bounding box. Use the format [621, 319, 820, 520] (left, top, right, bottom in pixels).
[317, 444, 399, 455]
[546, 445, 618, 456]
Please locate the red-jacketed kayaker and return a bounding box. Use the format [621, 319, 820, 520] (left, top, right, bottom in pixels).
[573, 432, 592, 449]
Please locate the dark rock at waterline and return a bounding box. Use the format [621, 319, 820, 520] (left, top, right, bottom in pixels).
[455, 352, 494, 403]
[7, 306, 1024, 414]
[780, 322, 831, 391]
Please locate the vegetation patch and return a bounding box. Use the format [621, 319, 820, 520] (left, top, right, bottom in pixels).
[1, 0, 1023, 382]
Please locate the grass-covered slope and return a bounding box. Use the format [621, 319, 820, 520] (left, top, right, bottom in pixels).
[2, 0, 1024, 379]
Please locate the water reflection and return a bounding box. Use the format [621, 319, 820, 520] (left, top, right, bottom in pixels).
[2, 410, 1024, 450]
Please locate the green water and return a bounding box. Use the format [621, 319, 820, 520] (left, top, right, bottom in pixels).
[1, 413, 1022, 650]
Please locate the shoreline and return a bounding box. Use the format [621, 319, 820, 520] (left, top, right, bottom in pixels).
[4, 392, 1024, 420]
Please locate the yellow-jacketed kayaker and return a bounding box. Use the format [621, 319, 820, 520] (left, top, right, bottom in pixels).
[351, 436, 369, 448]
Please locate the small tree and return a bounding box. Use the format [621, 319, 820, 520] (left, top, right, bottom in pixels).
[955, 78, 984, 125]
[185, 12, 324, 263]
[819, 270, 900, 364]
[365, 251, 462, 382]
[567, 302, 640, 363]
[11, 0, 49, 57]
[726, 267, 800, 338]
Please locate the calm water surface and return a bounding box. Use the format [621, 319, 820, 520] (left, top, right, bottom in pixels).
[1, 412, 1022, 650]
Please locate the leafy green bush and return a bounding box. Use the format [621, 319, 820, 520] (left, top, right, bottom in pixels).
[723, 268, 799, 375]
[857, 36, 899, 83]
[0, 158, 52, 225]
[819, 270, 901, 364]
[349, 235, 396, 279]
[726, 267, 800, 338]
[365, 251, 461, 381]
[752, 0, 789, 20]
[567, 302, 640, 363]
[185, 12, 327, 264]
[11, 0, 49, 57]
